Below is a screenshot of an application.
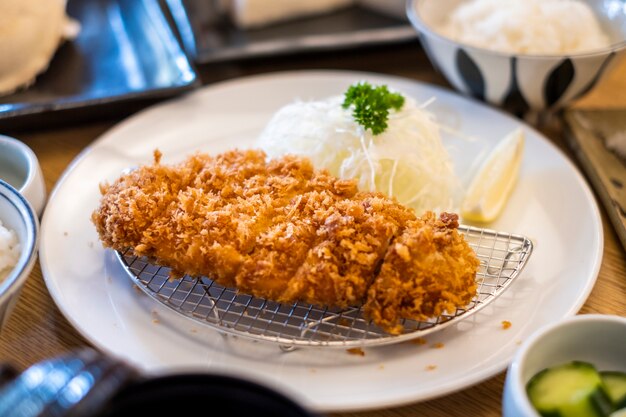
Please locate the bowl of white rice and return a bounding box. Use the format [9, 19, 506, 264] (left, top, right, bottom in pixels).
[0, 180, 39, 333]
[407, 0, 626, 115]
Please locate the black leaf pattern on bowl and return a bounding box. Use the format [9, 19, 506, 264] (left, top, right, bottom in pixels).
[544, 58, 575, 107]
[573, 52, 616, 101]
[502, 57, 530, 117]
[456, 49, 485, 101]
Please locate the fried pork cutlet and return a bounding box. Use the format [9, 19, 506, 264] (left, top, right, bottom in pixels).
[363, 212, 479, 334]
[92, 149, 480, 334]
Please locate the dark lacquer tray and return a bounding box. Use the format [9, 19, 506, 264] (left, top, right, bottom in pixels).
[165, 0, 417, 63]
[0, 0, 199, 131]
[564, 108, 626, 252]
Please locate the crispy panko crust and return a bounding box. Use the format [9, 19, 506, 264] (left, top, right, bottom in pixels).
[363, 212, 480, 334]
[92, 149, 479, 334]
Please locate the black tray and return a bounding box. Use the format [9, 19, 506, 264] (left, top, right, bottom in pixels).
[564, 108, 626, 252]
[166, 0, 417, 63]
[0, 0, 199, 131]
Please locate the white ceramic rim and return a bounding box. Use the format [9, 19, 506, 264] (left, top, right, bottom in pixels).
[38, 70, 605, 412]
[0, 180, 39, 303]
[0, 135, 40, 197]
[406, 0, 626, 59]
[507, 314, 626, 416]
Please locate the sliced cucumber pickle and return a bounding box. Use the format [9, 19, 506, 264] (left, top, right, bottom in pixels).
[527, 361, 613, 417]
[601, 371, 626, 410]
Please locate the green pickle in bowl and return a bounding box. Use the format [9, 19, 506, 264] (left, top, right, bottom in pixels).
[527, 361, 626, 417]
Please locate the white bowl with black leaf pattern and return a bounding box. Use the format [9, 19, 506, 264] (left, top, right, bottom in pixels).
[0, 180, 39, 336]
[406, 0, 626, 115]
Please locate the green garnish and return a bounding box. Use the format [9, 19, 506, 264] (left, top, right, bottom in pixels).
[342, 81, 405, 135]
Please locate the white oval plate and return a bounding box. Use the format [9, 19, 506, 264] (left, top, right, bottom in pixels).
[40, 71, 603, 413]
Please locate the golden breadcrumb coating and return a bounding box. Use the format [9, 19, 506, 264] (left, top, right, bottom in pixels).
[92, 149, 479, 334]
[363, 212, 480, 334]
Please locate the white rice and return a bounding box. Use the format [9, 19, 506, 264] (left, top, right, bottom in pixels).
[435, 0, 611, 54]
[0, 220, 20, 282]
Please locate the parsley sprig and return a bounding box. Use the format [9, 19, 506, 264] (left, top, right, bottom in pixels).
[342, 82, 405, 135]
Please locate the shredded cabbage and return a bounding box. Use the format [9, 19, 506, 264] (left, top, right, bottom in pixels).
[256, 94, 461, 214]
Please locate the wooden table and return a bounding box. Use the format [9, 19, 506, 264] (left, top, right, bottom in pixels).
[1, 42, 625, 417]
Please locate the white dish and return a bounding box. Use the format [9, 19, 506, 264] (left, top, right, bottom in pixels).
[502, 314, 626, 417]
[0, 180, 39, 333]
[0, 135, 47, 218]
[39, 70, 603, 413]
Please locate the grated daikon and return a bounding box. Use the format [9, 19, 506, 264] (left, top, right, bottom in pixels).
[256, 92, 461, 214]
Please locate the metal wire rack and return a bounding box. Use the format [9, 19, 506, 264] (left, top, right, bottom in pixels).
[117, 225, 533, 349]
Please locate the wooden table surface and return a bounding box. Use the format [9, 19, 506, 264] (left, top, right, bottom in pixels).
[1, 42, 625, 417]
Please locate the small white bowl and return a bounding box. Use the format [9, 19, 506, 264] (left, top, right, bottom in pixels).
[0, 180, 39, 333]
[406, 0, 626, 114]
[502, 314, 626, 417]
[0, 135, 46, 217]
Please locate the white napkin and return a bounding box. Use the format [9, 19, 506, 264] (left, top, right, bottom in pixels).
[224, 0, 355, 29]
[0, 0, 80, 96]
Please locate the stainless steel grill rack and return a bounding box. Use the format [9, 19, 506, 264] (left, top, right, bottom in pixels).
[117, 225, 533, 348]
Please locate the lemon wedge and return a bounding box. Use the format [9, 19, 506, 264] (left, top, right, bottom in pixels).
[460, 128, 525, 223]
